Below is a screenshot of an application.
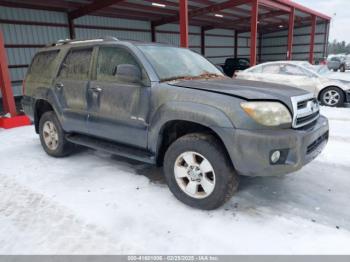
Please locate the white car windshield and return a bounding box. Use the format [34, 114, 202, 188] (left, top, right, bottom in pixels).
[301, 62, 329, 76]
[137, 45, 224, 81]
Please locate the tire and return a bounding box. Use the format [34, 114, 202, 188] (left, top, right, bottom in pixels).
[340, 65, 346, 72]
[333, 69, 338, 72]
[320, 87, 345, 107]
[39, 111, 74, 157]
[163, 133, 239, 210]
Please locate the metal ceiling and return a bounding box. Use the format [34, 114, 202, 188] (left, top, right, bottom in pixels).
[0, 0, 331, 33]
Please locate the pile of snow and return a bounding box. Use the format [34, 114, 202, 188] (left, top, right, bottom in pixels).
[0, 106, 350, 254]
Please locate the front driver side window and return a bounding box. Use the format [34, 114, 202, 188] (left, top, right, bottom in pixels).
[96, 47, 147, 84]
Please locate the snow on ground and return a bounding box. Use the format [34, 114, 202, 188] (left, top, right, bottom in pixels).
[1, 106, 350, 255]
[326, 70, 350, 82]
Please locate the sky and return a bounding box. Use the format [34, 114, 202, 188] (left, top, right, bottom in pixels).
[296, 0, 350, 42]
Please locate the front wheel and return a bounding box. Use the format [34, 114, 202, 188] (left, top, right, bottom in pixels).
[163, 133, 239, 210]
[320, 87, 345, 107]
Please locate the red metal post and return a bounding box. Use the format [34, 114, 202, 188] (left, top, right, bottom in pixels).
[200, 27, 205, 55]
[250, 0, 258, 66]
[0, 30, 17, 117]
[287, 7, 295, 60]
[179, 0, 189, 48]
[234, 31, 238, 59]
[309, 15, 317, 64]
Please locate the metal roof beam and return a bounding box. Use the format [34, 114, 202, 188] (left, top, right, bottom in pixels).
[274, 0, 331, 20]
[152, 0, 250, 27]
[204, 9, 288, 31]
[259, 0, 291, 12]
[69, 0, 125, 20]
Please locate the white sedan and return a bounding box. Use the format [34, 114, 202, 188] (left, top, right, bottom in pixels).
[236, 61, 350, 107]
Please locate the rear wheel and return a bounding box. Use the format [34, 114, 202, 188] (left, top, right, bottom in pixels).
[163, 133, 239, 210]
[340, 65, 346, 72]
[39, 111, 74, 157]
[320, 87, 345, 107]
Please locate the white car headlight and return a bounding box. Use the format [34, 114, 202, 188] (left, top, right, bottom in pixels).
[240, 101, 292, 126]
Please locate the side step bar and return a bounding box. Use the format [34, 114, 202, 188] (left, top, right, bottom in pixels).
[66, 134, 156, 164]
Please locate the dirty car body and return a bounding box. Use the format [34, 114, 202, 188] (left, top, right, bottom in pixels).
[236, 61, 350, 107]
[22, 38, 329, 209]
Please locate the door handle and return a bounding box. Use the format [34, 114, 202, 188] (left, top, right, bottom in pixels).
[90, 86, 102, 93]
[56, 82, 64, 90]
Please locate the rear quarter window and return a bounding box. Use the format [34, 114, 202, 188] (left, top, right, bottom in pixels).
[26, 50, 60, 82]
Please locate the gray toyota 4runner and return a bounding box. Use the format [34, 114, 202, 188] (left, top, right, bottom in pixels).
[22, 37, 329, 210]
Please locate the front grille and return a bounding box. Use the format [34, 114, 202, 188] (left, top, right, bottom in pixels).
[307, 131, 329, 154]
[297, 98, 317, 110]
[291, 94, 320, 128]
[296, 111, 319, 125]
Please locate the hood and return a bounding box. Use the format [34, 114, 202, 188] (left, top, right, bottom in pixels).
[169, 78, 308, 109]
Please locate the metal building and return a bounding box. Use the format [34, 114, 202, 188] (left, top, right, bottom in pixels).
[0, 0, 331, 126]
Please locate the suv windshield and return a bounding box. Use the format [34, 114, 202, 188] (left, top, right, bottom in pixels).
[137, 45, 223, 81]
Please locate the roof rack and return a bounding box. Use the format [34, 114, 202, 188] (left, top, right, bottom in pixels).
[47, 36, 119, 47]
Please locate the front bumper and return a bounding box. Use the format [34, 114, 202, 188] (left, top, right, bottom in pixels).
[228, 116, 329, 177]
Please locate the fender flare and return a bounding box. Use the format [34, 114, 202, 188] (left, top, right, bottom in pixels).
[148, 101, 235, 154]
[32, 87, 64, 131]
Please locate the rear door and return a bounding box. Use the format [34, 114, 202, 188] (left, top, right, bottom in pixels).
[87, 45, 150, 148]
[54, 47, 94, 133]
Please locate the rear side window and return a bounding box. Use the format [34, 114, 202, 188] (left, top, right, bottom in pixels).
[280, 65, 305, 76]
[58, 48, 93, 80]
[262, 64, 281, 74]
[27, 50, 59, 81]
[249, 65, 262, 73]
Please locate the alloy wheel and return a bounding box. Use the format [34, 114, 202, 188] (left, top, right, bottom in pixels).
[42, 120, 59, 150]
[323, 90, 340, 106]
[174, 151, 216, 199]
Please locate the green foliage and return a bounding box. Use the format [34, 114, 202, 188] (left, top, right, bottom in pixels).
[328, 39, 350, 54]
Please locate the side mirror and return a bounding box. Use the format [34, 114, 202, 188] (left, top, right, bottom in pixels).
[115, 64, 141, 83]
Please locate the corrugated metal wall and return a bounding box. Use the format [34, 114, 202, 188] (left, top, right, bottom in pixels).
[261, 23, 327, 62]
[74, 15, 151, 41]
[0, 6, 69, 95]
[0, 5, 327, 97]
[1, 6, 239, 96]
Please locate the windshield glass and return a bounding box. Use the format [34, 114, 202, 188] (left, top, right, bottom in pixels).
[301, 62, 329, 75]
[301, 62, 314, 71]
[137, 45, 223, 81]
[316, 65, 331, 75]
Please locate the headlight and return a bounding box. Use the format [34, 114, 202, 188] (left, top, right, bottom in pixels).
[240, 101, 292, 126]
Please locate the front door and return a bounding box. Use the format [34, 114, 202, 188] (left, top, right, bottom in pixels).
[278, 64, 317, 94]
[87, 46, 150, 149]
[54, 47, 93, 133]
